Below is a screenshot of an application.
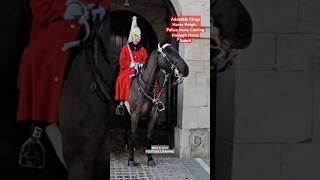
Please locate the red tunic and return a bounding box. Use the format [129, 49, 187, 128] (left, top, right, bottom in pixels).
[115, 44, 148, 101]
[16, 0, 110, 124]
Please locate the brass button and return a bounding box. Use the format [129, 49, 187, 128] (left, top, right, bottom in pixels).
[54, 76, 59, 83]
[70, 24, 76, 29]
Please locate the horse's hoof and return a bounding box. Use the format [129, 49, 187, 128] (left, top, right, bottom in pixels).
[128, 160, 135, 166]
[148, 160, 156, 167]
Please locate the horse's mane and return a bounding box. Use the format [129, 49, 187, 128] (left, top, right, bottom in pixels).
[144, 49, 161, 72]
[142, 41, 170, 70]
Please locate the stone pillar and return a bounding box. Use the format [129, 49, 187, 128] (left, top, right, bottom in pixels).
[171, 0, 211, 158]
[215, 0, 320, 179]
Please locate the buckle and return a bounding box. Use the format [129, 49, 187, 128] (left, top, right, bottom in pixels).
[156, 101, 165, 112]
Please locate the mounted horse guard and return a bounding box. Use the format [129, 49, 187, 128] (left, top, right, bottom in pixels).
[17, 0, 110, 172]
[115, 16, 162, 116]
[113, 16, 189, 167]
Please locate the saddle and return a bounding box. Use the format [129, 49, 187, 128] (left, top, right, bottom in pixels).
[115, 71, 164, 116]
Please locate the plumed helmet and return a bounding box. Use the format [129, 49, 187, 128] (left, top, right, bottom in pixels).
[128, 16, 141, 42]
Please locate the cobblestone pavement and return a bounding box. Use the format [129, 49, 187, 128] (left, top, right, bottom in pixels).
[110, 149, 210, 180]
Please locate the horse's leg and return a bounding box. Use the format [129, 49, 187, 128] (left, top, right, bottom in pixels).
[128, 112, 138, 166]
[146, 111, 157, 167]
[67, 157, 91, 180]
[124, 114, 129, 150]
[92, 132, 111, 180]
[65, 133, 110, 180]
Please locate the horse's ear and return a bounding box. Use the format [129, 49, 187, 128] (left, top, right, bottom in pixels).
[159, 41, 171, 47]
[159, 41, 165, 47]
[159, 41, 173, 50]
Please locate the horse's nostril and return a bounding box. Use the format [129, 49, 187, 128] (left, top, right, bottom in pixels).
[184, 71, 189, 77]
[184, 65, 189, 77]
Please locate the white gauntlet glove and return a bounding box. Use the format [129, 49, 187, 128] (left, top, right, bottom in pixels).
[63, 1, 84, 20]
[130, 61, 137, 68]
[88, 4, 106, 21]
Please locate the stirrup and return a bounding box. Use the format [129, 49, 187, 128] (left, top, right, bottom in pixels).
[115, 102, 125, 116]
[18, 126, 46, 169]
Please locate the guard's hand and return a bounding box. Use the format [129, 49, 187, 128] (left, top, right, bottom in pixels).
[88, 4, 106, 21]
[63, 2, 84, 20]
[129, 61, 137, 68]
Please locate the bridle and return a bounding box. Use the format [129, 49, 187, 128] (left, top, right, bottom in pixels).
[82, 13, 112, 103]
[211, 15, 238, 73]
[137, 42, 185, 111]
[157, 43, 184, 84]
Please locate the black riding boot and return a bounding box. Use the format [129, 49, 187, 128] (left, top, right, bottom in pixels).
[18, 122, 47, 169]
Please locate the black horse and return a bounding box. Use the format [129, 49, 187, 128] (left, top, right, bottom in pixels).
[126, 42, 189, 167]
[15, 7, 115, 180]
[57, 14, 116, 179]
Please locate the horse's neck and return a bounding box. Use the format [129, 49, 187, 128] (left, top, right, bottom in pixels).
[142, 52, 159, 91]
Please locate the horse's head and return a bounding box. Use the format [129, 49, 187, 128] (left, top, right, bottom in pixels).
[157, 42, 189, 78]
[211, 0, 253, 72]
[211, 32, 238, 71]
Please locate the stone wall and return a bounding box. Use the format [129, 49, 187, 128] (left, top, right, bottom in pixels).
[172, 0, 211, 158]
[215, 0, 320, 179]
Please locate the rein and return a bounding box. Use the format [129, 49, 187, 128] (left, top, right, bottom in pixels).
[82, 15, 112, 102]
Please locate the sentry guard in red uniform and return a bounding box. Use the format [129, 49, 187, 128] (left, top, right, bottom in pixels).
[115, 16, 148, 115]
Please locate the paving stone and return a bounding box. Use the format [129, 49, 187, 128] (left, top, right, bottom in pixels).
[109, 149, 203, 180]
